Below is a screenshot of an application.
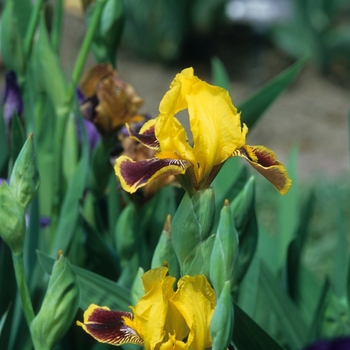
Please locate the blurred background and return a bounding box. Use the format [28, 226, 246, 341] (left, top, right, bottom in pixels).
[60, 0, 350, 181]
[2, 0, 350, 281]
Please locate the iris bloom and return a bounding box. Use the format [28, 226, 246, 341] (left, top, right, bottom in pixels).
[2, 71, 23, 129]
[79, 64, 144, 136]
[77, 267, 216, 349]
[114, 68, 291, 196]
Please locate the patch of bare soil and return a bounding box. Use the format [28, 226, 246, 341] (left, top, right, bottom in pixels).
[60, 11, 349, 182]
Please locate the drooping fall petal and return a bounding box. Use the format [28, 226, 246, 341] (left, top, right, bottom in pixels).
[234, 145, 292, 195]
[115, 156, 191, 193]
[76, 304, 143, 346]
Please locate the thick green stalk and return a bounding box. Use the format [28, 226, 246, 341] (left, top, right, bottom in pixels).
[12, 253, 35, 327]
[24, 0, 44, 59]
[52, 0, 106, 218]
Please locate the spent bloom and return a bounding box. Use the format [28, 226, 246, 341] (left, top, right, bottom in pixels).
[115, 68, 291, 196]
[79, 63, 144, 136]
[77, 267, 216, 349]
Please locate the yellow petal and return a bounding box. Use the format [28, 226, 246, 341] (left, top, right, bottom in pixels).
[234, 145, 292, 195]
[132, 269, 177, 350]
[170, 275, 216, 350]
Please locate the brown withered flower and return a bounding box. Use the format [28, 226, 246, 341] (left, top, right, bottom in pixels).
[79, 64, 144, 136]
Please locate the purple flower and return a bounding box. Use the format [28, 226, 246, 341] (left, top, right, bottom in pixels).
[2, 71, 23, 128]
[304, 337, 350, 350]
[76, 88, 101, 152]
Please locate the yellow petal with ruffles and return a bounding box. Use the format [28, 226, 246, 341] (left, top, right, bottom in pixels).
[170, 275, 216, 350]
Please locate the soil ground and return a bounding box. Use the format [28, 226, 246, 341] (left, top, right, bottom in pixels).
[61, 8, 350, 184]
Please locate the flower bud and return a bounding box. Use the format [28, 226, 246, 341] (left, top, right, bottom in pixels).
[114, 203, 137, 263]
[151, 215, 179, 279]
[9, 133, 40, 209]
[0, 182, 26, 255]
[30, 252, 80, 350]
[172, 188, 215, 271]
[210, 200, 239, 295]
[210, 281, 234, 350]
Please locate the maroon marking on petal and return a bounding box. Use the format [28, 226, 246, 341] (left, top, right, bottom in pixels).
[249, 147, 279, 167]
[128, 125, 160, 150]
[121, 158, 189, 188]
[86, 309, 143, 345]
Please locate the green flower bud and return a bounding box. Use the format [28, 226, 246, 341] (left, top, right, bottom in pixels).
[210, 200, 239, 295]
[10, 133, 40, 209]
[30, 252, 80, 350]
[114, 203, 137, 263]
[210, 281, 234, 350]
[172, 188, 215, 271]
[151, 215, 180, 279]
[320, 293, 350, 338]
[0, 182, 26, 255]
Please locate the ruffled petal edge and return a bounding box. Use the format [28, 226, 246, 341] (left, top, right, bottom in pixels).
[115, 156, 191, 194]
[76, 304, 143, 346]
[234, 145, 292, 195]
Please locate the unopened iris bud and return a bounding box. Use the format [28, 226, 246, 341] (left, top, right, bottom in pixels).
[172, 188, 215, 272]
[114, 203, 137, 263]
[151, 215, 180, 279]
[30, 252, 79, 350]
[0, 182, 26, 255]
[9, 133, 39, 210]
[210, 200, 239, 295]
[210, 281, 234, 350]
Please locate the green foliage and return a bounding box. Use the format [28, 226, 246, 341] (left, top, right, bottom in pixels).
[270, 0, 350, 73]
[1, 2, 349, 349]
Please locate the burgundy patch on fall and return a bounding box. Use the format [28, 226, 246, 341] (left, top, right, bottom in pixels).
[248, 146, 279, 167]
[120, 157, 189, 188]
[128, 124, 160, 150]
[85, 309, 142, 345]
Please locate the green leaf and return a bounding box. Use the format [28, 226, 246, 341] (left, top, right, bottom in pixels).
[238, 55, 308, 129]
[31, 16, 66, 113]
[89, 0, 125, 65]
[82, 216, 120, 280]
[211, 57, 232, 96]
[9, 114, 25, 171]
[213, 159, 248, 227]
[278, 146, 299, 270]
[50, 122, 89, 255]
[0, 112, 9, 175]
[13, 0, 32, 41]
[259, 262, 308, 349]
[232, 301, 286, 350]
[333, 188, 349, 299]
[230, 176, 258, 284]
[237, 254, 260, 318]
[0, 0, 24, 74]
[287, 190, 315, 301]
[36, 251, 131, 311]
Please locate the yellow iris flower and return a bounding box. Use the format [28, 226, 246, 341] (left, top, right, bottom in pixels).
[115, 67, 291, 195]
[77, 267, 216, 350]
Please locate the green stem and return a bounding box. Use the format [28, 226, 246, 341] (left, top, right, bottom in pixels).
[51, 0, 64, 53]
[71, 0, 106, 87]
[52, 0, 106, 218]
[24, 0, 44, 59]
[12, 253, 35, 327]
